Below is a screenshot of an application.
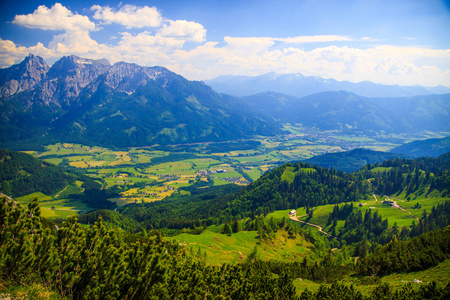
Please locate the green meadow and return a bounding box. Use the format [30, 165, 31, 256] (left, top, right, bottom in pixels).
[167, 227, 313, 266]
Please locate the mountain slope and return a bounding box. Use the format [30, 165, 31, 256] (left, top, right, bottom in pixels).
[0, 55, 281, 148]
[241, 91, 450, 134]
[390, 136, 450, 158]
[303, 148, 408, 173]
[0, 149, 72, 197]
[205, 72, 450, 98]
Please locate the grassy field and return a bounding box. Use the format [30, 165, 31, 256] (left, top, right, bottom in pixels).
[292, 258, 450, 296]
[15, 191, 93, 219]
[167, 227, 313, 266]
[279, 192, 448, 236]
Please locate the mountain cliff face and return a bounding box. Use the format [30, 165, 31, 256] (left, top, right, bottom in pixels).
[0, 54, 281, 148]
[0, 54, 49, 95]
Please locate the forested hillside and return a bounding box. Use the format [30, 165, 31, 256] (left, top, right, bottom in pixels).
[303, 148, 407, 173]
[1, 149, 449, 298]
[119, 155, 450, 238]
[0, 149, 71, 197]
[120, 162, 372, 231]
[1, 196, 449, 299]
[359, 156, 450, 197]
[0, 149, 117, 209]
[118, 184, 241, 230]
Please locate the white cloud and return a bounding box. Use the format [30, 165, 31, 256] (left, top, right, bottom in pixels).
[91, 5, 161, 28]
[0, 38, 53, 66]
[172, 39, 450, 87]
[3, 3, 450, 87]
[12, 3, 95, 31]
[48, 31, 103, 55]
[158, 20, 206, 42]
[118, 31, 185, 49]
[277, 35, 352, 43]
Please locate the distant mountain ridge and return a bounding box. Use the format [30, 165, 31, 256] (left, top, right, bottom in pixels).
[240, 91, 450, 134]
[0, 54, 281, 148]
[205, 72, 450, 98]
[391, 136, 450, 158]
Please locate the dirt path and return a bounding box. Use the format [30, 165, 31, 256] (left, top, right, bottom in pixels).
[54, 186, 68, 198]
[373, 194, 378, 202]
[52, 208, 84, 212]
[289, 215, 332, 237]
[389, 196, 405, 202]
[393, 201, 420, 223]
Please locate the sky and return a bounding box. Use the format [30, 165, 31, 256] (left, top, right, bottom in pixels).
[0, 0, 449, 87]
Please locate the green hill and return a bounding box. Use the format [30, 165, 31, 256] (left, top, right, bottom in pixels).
[0, 149, 71, 197]
[0, 149, 116, 212]
[391, 137, 450, 158]
[303, 148, 408, 173]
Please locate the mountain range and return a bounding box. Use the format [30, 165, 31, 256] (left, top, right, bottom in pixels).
[205, 72, 450, 98]
[240, 91, 450, 134]
[1, 54, 449, 150]
[0, 54, 280, 148]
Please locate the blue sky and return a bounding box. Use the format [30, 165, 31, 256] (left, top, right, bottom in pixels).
[0, 0, 449, 86]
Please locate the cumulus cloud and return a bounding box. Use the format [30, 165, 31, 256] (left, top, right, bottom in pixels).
[118, 31, 185, 49]
[172, 38, 450, 87]
[12, 3, 95, 31]
[48, 31, 103, 55]
[91, 5, 162, 28]
[3, 3, 450, 87]
[158, 20, 206, 42]
[0, 38, 53, 66]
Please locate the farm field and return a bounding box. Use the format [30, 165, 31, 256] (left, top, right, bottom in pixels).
[17, 126, 445, 220]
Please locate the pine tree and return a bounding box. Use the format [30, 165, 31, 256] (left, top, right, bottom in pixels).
[232, 219, 239, 233]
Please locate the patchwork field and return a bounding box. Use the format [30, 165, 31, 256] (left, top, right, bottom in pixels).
[17, 126, 444, 220]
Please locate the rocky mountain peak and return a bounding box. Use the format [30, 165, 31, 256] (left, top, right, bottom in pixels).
[42, 55, 111, 106]
[0, 53, 50, 95]
[47, 55, 110, 79]
[103, 62, 176, 94]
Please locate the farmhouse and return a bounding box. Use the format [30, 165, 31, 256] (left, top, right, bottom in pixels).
[288, 209, 296, 216]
